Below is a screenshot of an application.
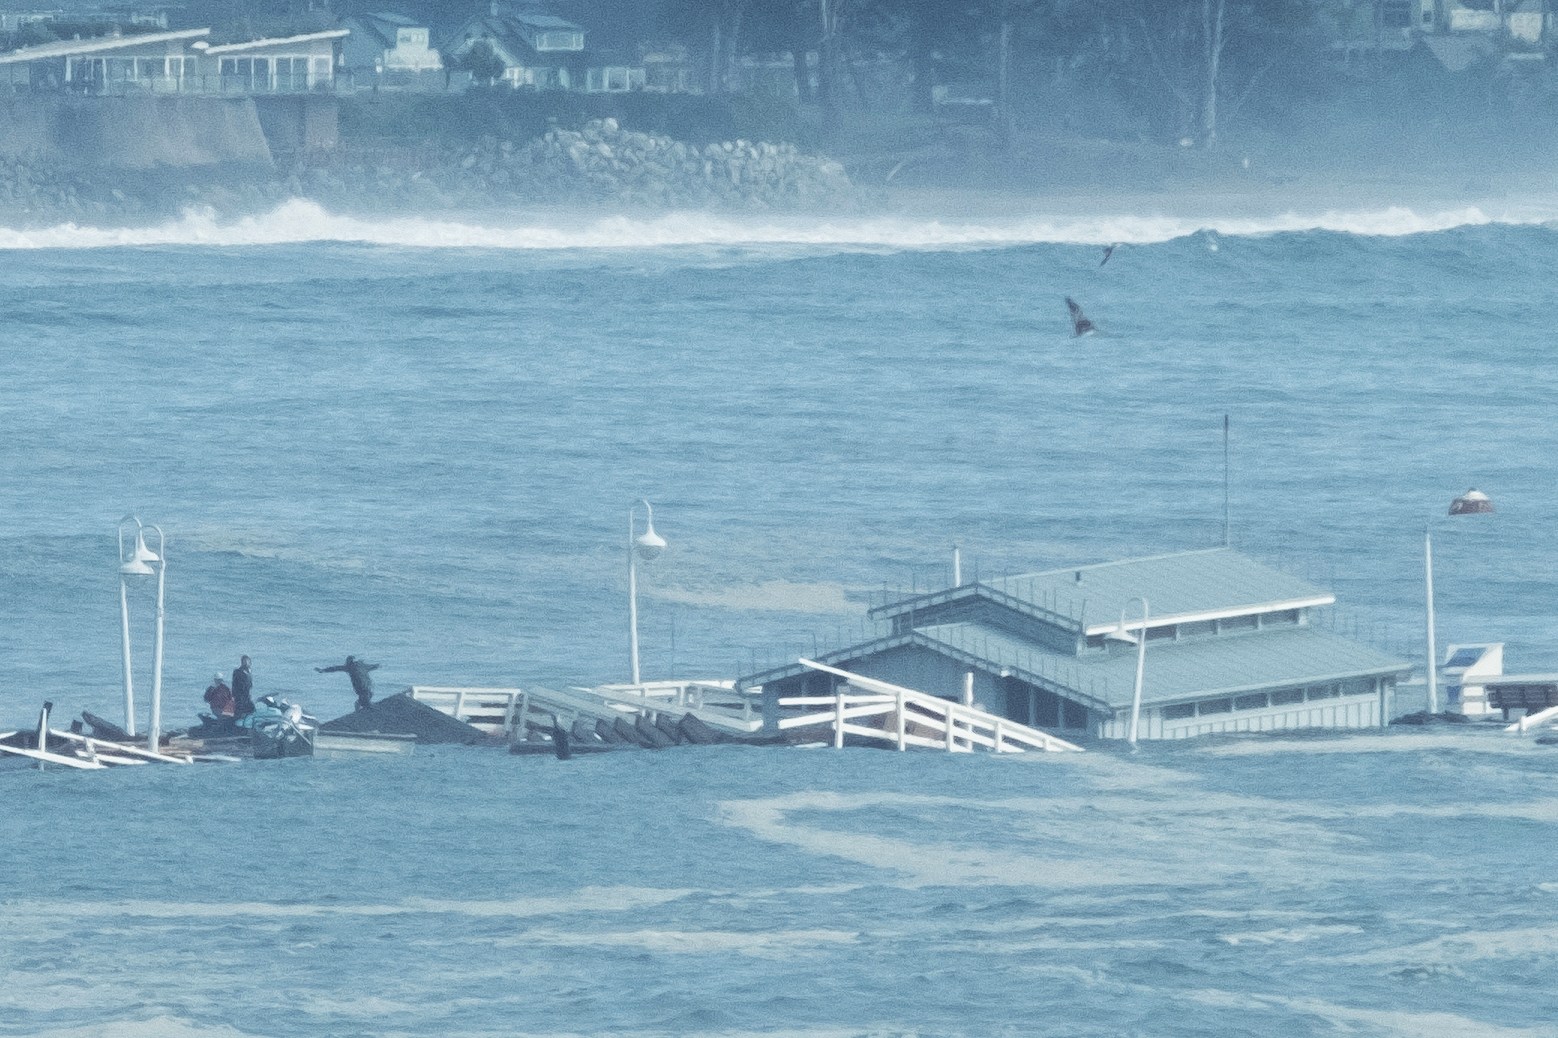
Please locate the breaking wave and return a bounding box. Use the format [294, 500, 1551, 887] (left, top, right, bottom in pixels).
[0, 197, 1555, 253]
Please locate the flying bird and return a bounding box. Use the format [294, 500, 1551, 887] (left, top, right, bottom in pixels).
[1100, 244, 1118, 267]
[1066, 297, 1097, 337]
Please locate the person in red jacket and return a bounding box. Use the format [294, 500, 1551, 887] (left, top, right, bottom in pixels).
[204, 673, 235, 717]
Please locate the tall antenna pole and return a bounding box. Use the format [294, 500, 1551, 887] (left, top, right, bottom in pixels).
[1222, 413, 1231, 547]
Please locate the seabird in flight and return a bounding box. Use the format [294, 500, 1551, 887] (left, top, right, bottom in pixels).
[1066, 297, 1097, 337]
[1100, 244, 1118, 267]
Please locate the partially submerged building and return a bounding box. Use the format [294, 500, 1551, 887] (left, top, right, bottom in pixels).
[740, 548, 1411, 741]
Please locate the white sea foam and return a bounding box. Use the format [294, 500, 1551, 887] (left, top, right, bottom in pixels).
[4, 886, 695, 923]
[496, 926, 859, 957]
[1187, 989, 1545, 1038]
[0, 198, 1551, 252]
[651, 579, 857, 614]
[13, 1019, 252, 1038]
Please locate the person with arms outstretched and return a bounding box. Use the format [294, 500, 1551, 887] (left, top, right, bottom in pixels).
[316, 655, 380, 710]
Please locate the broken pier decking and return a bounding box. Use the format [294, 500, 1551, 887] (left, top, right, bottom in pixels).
[406, 680, 764, 743]
[407, 663, 1081, 755]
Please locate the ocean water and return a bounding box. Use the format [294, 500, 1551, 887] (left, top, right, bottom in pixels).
[3, 198, 1558, 1036]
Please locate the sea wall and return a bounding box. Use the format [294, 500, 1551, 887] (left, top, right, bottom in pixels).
[0, 95, 273, 169]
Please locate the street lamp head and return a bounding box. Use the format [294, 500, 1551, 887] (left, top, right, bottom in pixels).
[634, 522, 667, 560]
[1449, 489, 1493, 516]
[119, 529, 161, 576]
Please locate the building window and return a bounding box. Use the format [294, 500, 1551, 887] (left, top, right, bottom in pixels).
[1198, 698, 1233, 715]
[1220, 615, 1258, 633]
[1263, 609, 1299, 627]
[1270, 688, 1304, 706]
[1179, 620, 1216, 639]
[1234, 693, 1269, 711]
[1163, 702, 1196, 721]
[1145, 625, 1176, 641]
[1306, 684, 1339, 700]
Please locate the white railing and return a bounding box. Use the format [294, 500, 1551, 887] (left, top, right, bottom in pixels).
[408, 680, 761, 740]
[407, 686, 526, 735]
[1506, 702, 1558, 735]
[778, 659, 1083, 753]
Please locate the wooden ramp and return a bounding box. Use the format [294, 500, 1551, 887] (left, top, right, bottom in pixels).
[779, 659, 1084, 753]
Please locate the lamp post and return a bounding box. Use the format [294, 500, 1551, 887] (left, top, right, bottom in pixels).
[1425, 489, 1493, 715]
[117, 516, 165, 742]
[628, 498, 667, 686]
[1116, 596, 1149, 747]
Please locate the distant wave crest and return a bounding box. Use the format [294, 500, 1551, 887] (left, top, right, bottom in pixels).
[0, 197, 1550, 251]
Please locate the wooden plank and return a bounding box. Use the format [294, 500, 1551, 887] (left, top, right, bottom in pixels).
[50, 730, 191, 764]
[0, 744, 107, 769]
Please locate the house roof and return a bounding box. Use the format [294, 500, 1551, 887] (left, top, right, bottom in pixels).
[871, 548, 1333, 635]
[444, 8, 584, 63]
[345, 13, 418, 49]
[0, 26, 206, 63]
[741, 615, 1406, 712]
[195, 29, 348, 56]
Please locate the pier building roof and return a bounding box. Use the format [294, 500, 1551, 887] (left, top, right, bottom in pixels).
[870, 547, 1333, 635]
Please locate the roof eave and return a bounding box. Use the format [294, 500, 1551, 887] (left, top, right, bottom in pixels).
[198, 29, 349, 55]
[1082, 595, 1337, 636]
[0, 27, 210, 63]
[1137, 661, 1412, 710]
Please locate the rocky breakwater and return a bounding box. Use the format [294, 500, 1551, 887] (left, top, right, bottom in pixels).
[299, 118, 857, 213]
[0, 119, 857, 227]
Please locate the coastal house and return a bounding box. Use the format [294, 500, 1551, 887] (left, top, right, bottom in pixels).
[738, 548, 1411, 742]
[0, 26, 346, 93]
[442, 3, 584, 90]
[639, 42, 694, 94]
[340, 11, 441, 85]
[189, 30, 347, 93]
[0, 26, 207, 92]
[1332, 0, 1550, 63]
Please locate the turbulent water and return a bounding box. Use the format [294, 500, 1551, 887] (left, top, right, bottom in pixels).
[3, 198, 1558, 1036]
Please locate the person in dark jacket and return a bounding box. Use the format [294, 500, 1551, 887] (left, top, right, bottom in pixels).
[316, 655, 380, 710]
[231, 655, 255, 717]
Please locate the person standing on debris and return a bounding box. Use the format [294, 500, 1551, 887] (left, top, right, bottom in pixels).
[231, 655, 255, 717]
[316, 655, 380, 710]
[204, 673, 235, 717]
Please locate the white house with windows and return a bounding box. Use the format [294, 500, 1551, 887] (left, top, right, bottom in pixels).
[0, 26, 205, 93]
[340, 11, 440, 79]
[0, 26, 346, 93]
[191, 30, 346, 94]
[442, 4, 584, 89]
[740, 548, 1411, 742]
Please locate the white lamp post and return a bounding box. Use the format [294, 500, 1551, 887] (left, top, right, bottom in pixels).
[117, 516, 165, 743]
[1425, 489, 1493, 715]
[628, 498, 667, 686]
[1116, 596, 1150, 747]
